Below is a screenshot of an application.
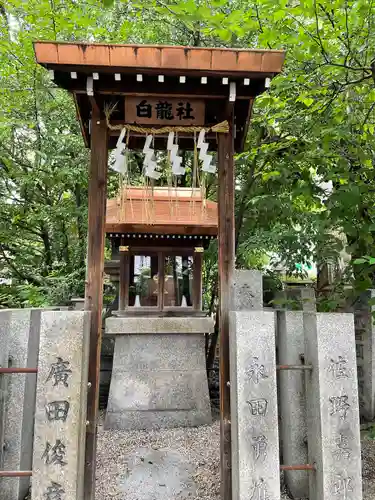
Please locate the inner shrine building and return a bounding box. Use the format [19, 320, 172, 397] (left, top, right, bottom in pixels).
[105, 186, 217, 314]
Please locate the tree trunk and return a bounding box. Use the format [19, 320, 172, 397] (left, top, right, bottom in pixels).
[40, 223, 52, 272]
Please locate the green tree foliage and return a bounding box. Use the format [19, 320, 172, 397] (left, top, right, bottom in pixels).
[0, 0, 374, 308]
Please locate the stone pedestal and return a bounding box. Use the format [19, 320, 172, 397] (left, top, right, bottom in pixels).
[229, 310, 280, 500]
[0, 309, 42, 500]
[304, 312, 362, 500]
[105, 317, 213, 430]
[277, 311, 309, 499]
[32, 311, 90, 500]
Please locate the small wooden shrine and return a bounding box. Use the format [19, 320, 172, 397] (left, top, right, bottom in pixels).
[34, 41, 285, 500]
[105, 186, 218, 315]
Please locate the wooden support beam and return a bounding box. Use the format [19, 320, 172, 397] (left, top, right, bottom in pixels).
[88, 96, 100, 117]
[118, 242, 129, 311]
[84, 109, 108, 500]
[218, 105, 235, 500]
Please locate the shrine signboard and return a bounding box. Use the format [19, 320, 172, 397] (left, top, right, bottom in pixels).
[125, 97, 205, 126]
[32, 311, 90, 500]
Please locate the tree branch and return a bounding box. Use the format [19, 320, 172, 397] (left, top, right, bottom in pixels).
[0, 245, 42, 286]
[362, 102, 375, 127]
[313, 0, 330, 63]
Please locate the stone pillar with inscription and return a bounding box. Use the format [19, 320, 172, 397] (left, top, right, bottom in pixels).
[352, 289, 375, 421]
[32, 311, 90, 500]
[229, 310, 280, 500]
[304, 312, 362, 500]
[0, 309, 42, 500]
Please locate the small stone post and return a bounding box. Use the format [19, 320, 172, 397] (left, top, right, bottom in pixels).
[232, 270, 263, 310]
[32, 311, 90, 500]
[230, 310, 280, 500]
[304, 312, 362, 500]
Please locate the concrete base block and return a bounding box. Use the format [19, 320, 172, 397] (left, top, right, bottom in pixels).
[105, 322, 212, 430]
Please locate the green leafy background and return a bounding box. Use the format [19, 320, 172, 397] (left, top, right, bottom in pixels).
[0, 0, 374, 310]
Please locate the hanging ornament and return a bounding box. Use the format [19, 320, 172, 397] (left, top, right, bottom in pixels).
[167, 131, 185, 176]
[197, 129, 205, 148]
[143, 134, 153, 154]
[111, 128, 128, 174]
[167, 131, 175, 150]
[196, 129, 216, 174]
[145, 161, 161, 180]
[143, 134, 161, 180]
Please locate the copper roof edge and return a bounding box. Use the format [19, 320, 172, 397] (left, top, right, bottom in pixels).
[33, 41, 285, 74]
[33, 40, 285, 54]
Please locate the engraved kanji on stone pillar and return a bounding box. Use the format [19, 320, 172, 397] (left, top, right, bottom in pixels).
[304, 312, 362, 500]
[230, 310, 280, 500]
[32, 311, 90, 500]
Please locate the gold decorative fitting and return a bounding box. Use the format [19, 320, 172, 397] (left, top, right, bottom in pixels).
[194, 247, 204, 253]
[119, 245, 129, 252]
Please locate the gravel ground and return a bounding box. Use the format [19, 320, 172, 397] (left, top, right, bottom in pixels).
[96, 413, 289, 500]
[96, 413, 375, 500]
[362, 434, 375, 500]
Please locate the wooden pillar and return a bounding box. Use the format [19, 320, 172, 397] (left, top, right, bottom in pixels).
[84, 109, 108, 500]
[151, 255, 158, 278]
[118, 242, 129, 311]
[158, 251, 165, 311]
[193, 248, 203, 310]
[218, 109, 234, 500]
[129, 255, 135, 305]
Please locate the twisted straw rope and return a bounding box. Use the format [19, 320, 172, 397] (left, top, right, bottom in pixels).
[104, 104, 229, 134]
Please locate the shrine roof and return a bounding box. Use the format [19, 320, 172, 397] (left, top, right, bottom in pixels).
[33, 42, 285, 152]
[106, 187, 218, 237]
[34, 42, 285, 75]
